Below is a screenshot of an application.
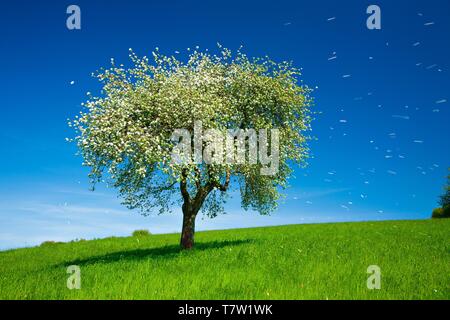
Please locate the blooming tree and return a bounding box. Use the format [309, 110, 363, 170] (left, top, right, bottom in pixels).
[70, 46, 313, 249]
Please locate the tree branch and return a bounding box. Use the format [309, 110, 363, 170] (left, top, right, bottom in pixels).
[216, 168, 231, 191]
[187, 167, 232, 215]
[180, 168, 190, 204]
[194, 166, 202, 190]
[150, 181, 176, 193]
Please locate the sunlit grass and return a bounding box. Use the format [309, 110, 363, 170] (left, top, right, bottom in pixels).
[0, 219, 449, 299]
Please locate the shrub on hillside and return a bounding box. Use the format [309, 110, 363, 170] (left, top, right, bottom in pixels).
[69, 238, 86, 243]
[432, 206, 450, 219]
[442, 206, 450, 218]
[40, 241, 63, 247]
[132, 229, 151, 237]
[432, 207, 443, 218]
[432, 170, 450, 219]
[439, 170, 450, 208]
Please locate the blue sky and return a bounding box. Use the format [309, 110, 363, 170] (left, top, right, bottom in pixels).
[0, 0, 449, 250]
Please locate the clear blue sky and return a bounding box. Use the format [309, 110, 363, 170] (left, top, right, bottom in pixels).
[0, 0, 449, 250]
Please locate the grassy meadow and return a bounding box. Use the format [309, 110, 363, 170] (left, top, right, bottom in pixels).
[0, 219, 449, 299]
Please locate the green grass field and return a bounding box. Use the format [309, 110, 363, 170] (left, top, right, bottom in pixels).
[0, 219, 449, 300]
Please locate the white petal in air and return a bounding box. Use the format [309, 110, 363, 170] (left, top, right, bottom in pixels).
[392, 115, 410, 120]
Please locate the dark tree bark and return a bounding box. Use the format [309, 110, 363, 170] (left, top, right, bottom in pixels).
[179, 189, 207, 249]
[180, 203, 197, 249]
[179, 168, 230, 249]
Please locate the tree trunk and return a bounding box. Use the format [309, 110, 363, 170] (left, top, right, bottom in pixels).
[180, 205, 197, 249]
[179, 169, 229, 249]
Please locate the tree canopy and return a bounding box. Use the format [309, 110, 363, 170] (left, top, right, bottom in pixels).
[70, 45, 313, 248]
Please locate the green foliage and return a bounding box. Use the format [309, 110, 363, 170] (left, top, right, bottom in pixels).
[69, 45, 313, 218]
[132, 229, 151, 237]
[40, 241, 63, 247]
[432, 206, 450, 219]
[1, 220, 449, 299]
[432, 169, 450, 219]
[439, 169, 450, 208]
[445, 206, 450, 218]
[432, 207, 444, 218]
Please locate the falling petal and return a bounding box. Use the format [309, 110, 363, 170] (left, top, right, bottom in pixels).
[392, 115, 410, 120]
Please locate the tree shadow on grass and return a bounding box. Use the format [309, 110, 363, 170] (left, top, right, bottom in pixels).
[60, 239, 254, 267]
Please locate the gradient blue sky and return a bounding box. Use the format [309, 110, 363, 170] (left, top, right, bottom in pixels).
[0, 0, 449, 250]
